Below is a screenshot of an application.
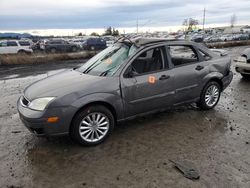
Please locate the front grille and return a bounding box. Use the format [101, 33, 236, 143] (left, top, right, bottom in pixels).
[21, 96, 30, 106]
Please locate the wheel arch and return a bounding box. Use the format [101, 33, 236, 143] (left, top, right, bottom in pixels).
[69, 101, 117, 133]
[206, 77, 223, 90]
[202, 72, 224, 90]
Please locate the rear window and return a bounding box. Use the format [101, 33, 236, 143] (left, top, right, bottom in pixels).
[19, 41, 30, 46]
[7, 41, 18, 46]
[198, 50, 211, 61]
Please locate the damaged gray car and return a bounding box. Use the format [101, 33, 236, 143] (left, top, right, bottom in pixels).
[17, 38, 233, 145]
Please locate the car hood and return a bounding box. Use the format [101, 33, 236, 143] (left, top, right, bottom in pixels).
[24, 69, 112, 100]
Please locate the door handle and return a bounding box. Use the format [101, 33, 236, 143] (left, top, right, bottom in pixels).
[195, 65, 204, 71]
[159, 75, 170, 80]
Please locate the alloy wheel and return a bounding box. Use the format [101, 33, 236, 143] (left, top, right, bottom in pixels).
[205, 85, 220, 107]
[79, 112, 109, 143]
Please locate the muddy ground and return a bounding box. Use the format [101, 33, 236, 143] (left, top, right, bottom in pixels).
[0, 46, 249, 188]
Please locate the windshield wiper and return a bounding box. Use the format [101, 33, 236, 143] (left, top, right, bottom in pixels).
[99, 66, 116, 76]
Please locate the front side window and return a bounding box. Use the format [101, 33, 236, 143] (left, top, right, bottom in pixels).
[77, 43, 138, 76]
[168, 45, 198, 66]
[131, 47, 164, 75]
[19, 41, 30, 46]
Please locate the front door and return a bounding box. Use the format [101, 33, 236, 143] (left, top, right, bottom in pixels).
[121, 46, 175, 118]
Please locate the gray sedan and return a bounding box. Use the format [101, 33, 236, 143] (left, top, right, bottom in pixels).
[17, 38, 233, 145]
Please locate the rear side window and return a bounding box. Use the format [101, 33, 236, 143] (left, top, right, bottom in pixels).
[168, 45, 198, 66]
[7, 41, 18, 46]
[19, 41, 30, 46]
[131, 47, 164, 74]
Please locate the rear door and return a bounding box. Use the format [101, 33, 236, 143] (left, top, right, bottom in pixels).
[6, 41, 19, 54]
[121, 46, 175, 118]
[166, 44, 209, 105]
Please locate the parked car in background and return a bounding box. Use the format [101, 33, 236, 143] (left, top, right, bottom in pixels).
[82, 38, 107, 50]
[18, 38, 233, 146]
[71, 38, 87, 49]
[41, 39, 79, 53]
[233, 34, 249, 41]
[235, 48, 250, 78]
[191, 34, 204, 42]
[220, 34, 234, 42]
[102, 36, 116, 47]
[204, 35, 222, 43]
[0, 40, 33, 54]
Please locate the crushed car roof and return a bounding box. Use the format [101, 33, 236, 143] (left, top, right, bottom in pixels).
[117, 37, 197, 47]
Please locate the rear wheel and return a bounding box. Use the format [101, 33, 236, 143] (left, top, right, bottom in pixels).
[90, 46, 95, 51]
[70, 105, 114, 146]
[197, 81, 221, 110]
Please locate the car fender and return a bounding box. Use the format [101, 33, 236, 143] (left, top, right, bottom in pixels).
[201, 71, 224, 90]
[70, 92, 124, 120]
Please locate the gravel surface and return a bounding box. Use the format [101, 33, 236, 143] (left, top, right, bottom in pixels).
[0, 47, 249, 188]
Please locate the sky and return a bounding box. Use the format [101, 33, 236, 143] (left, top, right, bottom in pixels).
[0, 0, 250, 35]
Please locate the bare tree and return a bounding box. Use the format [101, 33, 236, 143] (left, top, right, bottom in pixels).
[183, 18, 199, 31]
[230, 14, 237, 28]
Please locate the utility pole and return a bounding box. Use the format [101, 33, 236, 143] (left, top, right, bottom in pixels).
[136, 18, 139, 34]
[203, 8, 206, 31]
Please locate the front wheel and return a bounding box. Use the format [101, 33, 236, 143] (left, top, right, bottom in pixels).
[70, 105, 114, 146]
[197, 81, 221, 110]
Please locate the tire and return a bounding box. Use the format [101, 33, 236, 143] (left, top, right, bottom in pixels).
[50, 48, 56, 53]
[197, 81, 221, 110]
[17, 50, 27, 55]
[70, 105, 114, 146]
[90, 46, 95, 51]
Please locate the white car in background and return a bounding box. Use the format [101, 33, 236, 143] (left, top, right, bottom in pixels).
[220, 34, 234, 42]
[0, 40, 33, 54]
[102, 36, 116, 47]
[235, 48, 250, 78]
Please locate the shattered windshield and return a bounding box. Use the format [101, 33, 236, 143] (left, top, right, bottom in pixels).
[78, 43, 138, 76]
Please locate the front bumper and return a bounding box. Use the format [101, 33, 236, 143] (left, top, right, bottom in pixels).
[17, 97, 77, 137]
[221, 71, 233, 90]
[235, 62, 250, 75]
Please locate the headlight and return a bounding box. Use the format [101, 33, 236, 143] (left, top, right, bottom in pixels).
[28, 97, 55, 111]
[234, 56, 247, 64]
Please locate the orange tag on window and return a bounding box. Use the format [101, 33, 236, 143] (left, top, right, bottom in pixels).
[105, 58, 112, 64]
[148, 76, 156, 84]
